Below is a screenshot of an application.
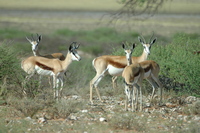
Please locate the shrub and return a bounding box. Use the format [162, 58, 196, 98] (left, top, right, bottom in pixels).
[0, 42, 24, 98]
[150, 33, 200, 96]
[52, 99, 85, 119]
[109, 113, 146, 131]
[6, 97, 44, 117]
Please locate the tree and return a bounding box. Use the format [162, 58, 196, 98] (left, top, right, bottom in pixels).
[105, 0, 167, 25]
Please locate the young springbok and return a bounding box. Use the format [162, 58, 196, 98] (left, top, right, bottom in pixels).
[122, 43, 163, 111]
[26, 33, 65, 60]
[90, 34, 157, 104]
[21, 42, 81, 100]
[122, 43, 144, 112]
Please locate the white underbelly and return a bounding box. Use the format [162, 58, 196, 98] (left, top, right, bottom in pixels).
[107, 65, 124, 76]
[35, 66, 54, 76]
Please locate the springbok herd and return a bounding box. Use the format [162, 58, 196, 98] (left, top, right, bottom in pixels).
[21, 33, 163, 112]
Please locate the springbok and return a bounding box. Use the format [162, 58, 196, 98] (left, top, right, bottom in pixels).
[122, 43, 163, 111]
[26, 33, 65, 60]
[112, 34, 157, 88]
[21, 42, 81, 100]
[90, 34, 157, 104]
[122, 43, 144, 111]
[26, 33, 66, 86]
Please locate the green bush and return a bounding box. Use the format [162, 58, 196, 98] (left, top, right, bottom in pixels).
[149, 33, 200, 96]
[0, 43, 25, 97]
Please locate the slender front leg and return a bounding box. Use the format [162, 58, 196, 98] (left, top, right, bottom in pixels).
[146, 77, 156, 104]
[90, 81, 94, 104]
[125, 95, 128, 111]
[59, 77, 64, 99]
[53, 75, 57, 99]
[124, 84, 130, 111]
[139, 86, 143, 111]
[90, 72, 106, 104]
[131, 86, 135, 112]
[112, 76, 118, 89]
[151, 74, 163, 105]
[134, 85, 138, 111]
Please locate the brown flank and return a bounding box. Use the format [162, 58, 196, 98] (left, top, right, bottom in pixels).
[108, 59, 126, 68]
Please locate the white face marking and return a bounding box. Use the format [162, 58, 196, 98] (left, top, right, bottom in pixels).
[71, 51, 81, 61]
[35, 66, 54, 76]
[107, 65, 124, 76]
[143, 44, 150, 55]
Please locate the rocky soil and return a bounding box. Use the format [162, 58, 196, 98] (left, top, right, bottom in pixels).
[1, 95, 200, 133]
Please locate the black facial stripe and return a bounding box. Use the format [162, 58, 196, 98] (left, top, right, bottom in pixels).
[72, 51, 78, 58]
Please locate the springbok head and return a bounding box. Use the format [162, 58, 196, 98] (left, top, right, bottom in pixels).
[69, 42, 81, 61]
[138, 33, 157, 55]
[26, 33, 42, 53]
[122, 43, 136, 64]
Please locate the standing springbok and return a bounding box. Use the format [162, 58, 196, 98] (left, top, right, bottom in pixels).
[26, 33, 65, 60]
[21, 42, 81, 100]
[90, 34, 157, 104]
[26, 33, 66, 86]
[122, 43, 144, 112]
[112, 34, 157, 88]
[122, 43, 163, 111]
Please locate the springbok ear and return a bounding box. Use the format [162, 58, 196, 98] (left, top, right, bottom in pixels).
[69, 44, 73, 51]
[38, 35, 42, 42]
[150, 38, 157, 45]
[122, 43, 125, 49]
[138, 36, 144, 45]
[132, 43, 136, 49]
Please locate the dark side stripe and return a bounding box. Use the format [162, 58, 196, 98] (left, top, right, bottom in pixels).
[36, 62, 54, 71]
[108, 60, 126, 68]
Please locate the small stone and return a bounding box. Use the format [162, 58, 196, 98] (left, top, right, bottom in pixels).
[82, 110, 88, 113]
[99, 117, 107, 122]
[38, 117, 47, 124]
